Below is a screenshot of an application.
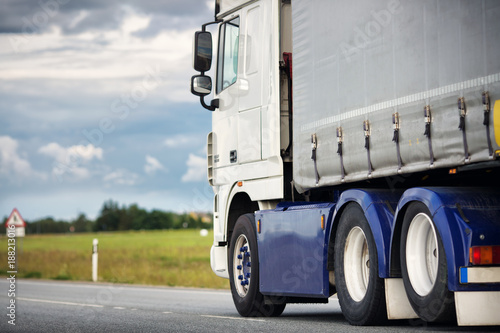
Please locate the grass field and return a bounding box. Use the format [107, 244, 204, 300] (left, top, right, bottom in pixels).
[0, 230, 229, 289]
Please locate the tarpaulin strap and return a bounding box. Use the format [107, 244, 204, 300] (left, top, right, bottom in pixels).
[392, 113, 402, 171]
[424, 105, 435, 166]
[458, 97, 470, 161]
[482, 92, 493, 157]
[282, 53, 293, 157]
[363, 121, 373, 176]
[336, 127, 345, 180]
[311, 134, 320, 185]
[392, 129, 399, 143]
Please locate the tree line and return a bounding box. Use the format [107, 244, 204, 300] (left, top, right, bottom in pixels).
[1, 200, 212, 234]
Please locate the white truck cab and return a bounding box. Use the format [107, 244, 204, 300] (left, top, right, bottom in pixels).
[192, 0, 291, 279]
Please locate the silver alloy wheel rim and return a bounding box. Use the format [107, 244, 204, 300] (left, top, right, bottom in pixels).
[344, 226, 370, 302]
[233, 234, 251, 297]
[406, 212, 439, 296]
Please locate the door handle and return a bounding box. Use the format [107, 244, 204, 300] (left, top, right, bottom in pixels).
[230, 150, 237, 163]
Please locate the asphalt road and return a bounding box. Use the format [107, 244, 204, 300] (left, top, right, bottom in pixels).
[0, 279, 497, 332]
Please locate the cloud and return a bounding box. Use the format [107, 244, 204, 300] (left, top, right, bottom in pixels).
[1, 25, 197, 102]
[38, 142, 103, 180]
[38, 142, 103, 162]
[0, 1, 214, 221]
[0, 136, 42, 180]
[0, 0, 213, 36]
[54, 165, 91, 181]
[164, 134, 196, 148]
[103, 169, 139, 186]
[181, 154, 206, 182]
[144, 155, 165, 175]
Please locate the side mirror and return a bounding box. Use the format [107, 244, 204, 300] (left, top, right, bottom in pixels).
[191, 75, 212, 96]
[193, 31, 212, 72]
[191, 75, 218, 111]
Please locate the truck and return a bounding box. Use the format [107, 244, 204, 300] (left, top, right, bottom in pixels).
[190, 0, 500, 326]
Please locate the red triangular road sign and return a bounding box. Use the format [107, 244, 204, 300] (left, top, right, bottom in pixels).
[5, 208, 27, 228]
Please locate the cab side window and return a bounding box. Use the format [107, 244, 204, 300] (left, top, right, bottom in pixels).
[216, 17, 240, 94]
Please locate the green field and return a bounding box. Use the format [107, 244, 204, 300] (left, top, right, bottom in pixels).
[0, 230, 229, 289]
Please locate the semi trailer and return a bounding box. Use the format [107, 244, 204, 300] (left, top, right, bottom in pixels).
[190, 0, 500, 326]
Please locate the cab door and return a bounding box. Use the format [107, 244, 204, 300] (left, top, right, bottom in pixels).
[212, 3, 264, 175]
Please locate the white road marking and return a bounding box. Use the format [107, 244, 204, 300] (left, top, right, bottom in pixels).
[113, 307, 126, 310]
[17, 297, 103, 308]
[163, 311, 173, 314]
[17, 280, 230, 296]
[201, 315, 265, 322]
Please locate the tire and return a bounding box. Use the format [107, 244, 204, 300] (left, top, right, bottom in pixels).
[334, 203, 387, 326]
[400, 202, 455, 323]
[228, 213, 286, 317]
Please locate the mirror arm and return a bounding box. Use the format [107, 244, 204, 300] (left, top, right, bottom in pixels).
[202, 20, 221, 32]
[200, 96, 219, 112]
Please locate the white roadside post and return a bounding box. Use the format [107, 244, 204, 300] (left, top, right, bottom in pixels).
[92, 238, 98, 282]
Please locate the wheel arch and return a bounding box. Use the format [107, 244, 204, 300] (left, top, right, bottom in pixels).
[389, 187, 476, 291]
[328, 189, 401, 278]
[226, 189, 259, 246]
[326, 202, 347, 272]
[389, 201, 409, 277]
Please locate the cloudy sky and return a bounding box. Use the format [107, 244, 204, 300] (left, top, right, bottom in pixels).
[0, 0, 216, 221]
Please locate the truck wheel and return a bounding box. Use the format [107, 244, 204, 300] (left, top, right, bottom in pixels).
[400, 202, 455, 323]
[334, 203, 386, 325]
[228, 213, 286, 317]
